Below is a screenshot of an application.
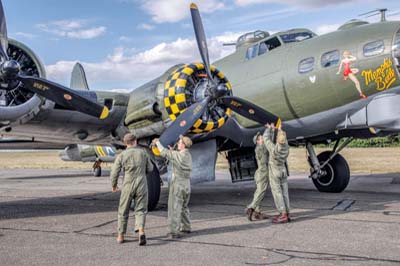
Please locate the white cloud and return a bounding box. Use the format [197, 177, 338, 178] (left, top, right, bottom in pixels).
[14, 32, 37, 39]
[36, 19, 106, 39]
[137, 23, 155, 30]
[119, 36, 134, 42]
[139, 0, 225, 23]
[46, 32, 241, 90]
[235, 0, 355, 8]
[315, 23, 340, 35]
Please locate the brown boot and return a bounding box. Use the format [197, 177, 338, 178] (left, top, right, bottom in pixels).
[253, 211, 268, 220]
[117, 234, 124, 244]
[245, 208, 254, 221]
[272, 212, 289, 223]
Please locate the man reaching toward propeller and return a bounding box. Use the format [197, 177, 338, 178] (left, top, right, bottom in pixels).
[153, 135, 193, 239]
[246, 132, 270, 221]
[263, 123, 291, 223]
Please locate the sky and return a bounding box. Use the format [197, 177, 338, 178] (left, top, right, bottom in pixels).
[4, 0, 400, 91]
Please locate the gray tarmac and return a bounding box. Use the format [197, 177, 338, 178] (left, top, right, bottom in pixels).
[0, 168, 400, 266]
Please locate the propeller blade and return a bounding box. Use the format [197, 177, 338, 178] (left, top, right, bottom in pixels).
[17, 75, 109, 120]
[159, 96, 211, 147]
[0, 0, 8, 61]
[190, 3, 214, 83]
[220, 96, 281, 127]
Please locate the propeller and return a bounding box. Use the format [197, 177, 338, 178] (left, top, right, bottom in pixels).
[0, 0, 109, 120]
[155, 3, 281, 152]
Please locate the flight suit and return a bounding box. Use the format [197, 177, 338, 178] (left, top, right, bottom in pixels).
[247, 142, 269, 213]
[110, 146, 153, 235]
[156, 141, 192, 235]
[263, 128, 290, 214]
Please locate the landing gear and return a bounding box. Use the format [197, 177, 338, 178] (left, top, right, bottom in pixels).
[130, 162, 161, 211]
[92, 159, 102, 177]
[306, 138, 353, 193]
[147, 162, 161, 211]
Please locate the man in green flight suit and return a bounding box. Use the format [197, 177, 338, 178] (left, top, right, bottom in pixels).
[111, 133, 153, 245]
[153, 135, 192, 239]
[263, 123, 291, 223]
[245, 132, 269, 221]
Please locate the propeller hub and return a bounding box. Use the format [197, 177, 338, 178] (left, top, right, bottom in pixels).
[0, 60, 21, 90]
[193, 78, 210, 102]
[211, 83, 229, 99]
[1, 60, 20, 78]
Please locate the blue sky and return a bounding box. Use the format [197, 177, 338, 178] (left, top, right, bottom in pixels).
[4, 0, 400, 90]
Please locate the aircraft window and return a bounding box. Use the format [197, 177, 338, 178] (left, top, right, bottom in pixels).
[258, 42, 268, 55]
[321, 50, 339, 68]
[363, 40, 384, 57]
[298, 57, 315, 74]
[246, 44, 258, 60]
[280, 32, 315, 43]
[258, 37, 281, 56]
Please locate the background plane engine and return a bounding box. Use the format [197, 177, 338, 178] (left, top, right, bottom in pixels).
[0, 39, 45, 124]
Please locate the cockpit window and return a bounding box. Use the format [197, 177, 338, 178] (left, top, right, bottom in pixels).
[321, 50, 340, 68]
[246, 44, 258, 60]
[298, 57, 315, 74]
[280, 32, 315, 43]
[363, 40, 384, 57]
[258, 37, 281, 56]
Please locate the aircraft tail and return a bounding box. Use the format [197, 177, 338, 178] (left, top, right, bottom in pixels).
[70, 62, 90, 90]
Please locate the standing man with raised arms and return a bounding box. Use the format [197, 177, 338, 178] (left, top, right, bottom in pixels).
[245, 132, 269, 221]
[263, 123, 291, 223]
[153, 135, 192, 238]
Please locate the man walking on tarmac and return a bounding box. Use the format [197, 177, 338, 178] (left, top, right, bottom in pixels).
[263, 123, 291, 223]
[111, 133, 153, 245]
[245, 132, 269, 221]
[153, 135, 192, 239]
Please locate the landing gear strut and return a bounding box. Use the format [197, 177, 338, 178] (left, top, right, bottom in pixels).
[306, 138, 353, 192]
[92, 159, 102, 177]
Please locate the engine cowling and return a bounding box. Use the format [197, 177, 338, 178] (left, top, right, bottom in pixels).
[0, 39, 45, 124]
[163, 63, 232, 133]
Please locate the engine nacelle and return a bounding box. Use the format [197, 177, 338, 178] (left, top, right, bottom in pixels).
[123, 63, 233, 140]
[0, 39, 45, 124]
[162, 63, 232, 133]
[60, 144, 116, 163]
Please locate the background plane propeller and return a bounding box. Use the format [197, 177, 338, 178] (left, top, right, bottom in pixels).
[0, 0, 109, 120]
[156, 3, 281, 151]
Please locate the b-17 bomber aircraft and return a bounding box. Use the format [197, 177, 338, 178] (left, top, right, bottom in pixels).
[1, 2, 400, 210]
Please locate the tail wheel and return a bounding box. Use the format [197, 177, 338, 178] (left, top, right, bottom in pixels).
[312, 151, 350, 193]
[163, 63, 232, 133]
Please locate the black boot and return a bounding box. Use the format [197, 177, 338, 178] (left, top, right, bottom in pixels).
[245, 208, 254, 221]
[139, 234, 146, 246]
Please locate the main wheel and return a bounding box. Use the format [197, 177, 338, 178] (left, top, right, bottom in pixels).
[93, 167, 101, 177]
[312, 151, 350, 193]
[147, 162, 161, 211]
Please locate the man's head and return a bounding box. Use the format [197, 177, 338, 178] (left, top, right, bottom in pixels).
[253, 132, 263, 145]
[123, 133, 137, 147]
[277, 130, 287, 145]
[177, 135, 192, 151]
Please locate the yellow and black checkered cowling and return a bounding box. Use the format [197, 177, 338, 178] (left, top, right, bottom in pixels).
[164, 63, 232, 133]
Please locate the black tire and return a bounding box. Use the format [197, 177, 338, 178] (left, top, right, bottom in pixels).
[93, 167, 101, 177]
[147, 162, 161, 211]
[312, 151, 350, 193]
